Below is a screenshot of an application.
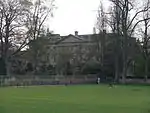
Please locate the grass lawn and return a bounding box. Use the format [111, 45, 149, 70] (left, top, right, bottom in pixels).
[0, 85, 150, 113]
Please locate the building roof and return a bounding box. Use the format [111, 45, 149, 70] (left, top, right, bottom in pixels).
[50, 32, 137, 45]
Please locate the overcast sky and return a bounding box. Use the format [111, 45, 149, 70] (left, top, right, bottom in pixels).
[48, 0, 110, 36]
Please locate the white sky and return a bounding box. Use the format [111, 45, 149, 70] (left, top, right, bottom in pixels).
[48, 0, 110, 36]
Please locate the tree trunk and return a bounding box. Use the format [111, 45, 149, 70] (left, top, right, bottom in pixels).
[114, 56, 119, 83]
[114, 35, 120, 83]
[5, 60, 11, 76]
[3, 52, 11, 76]
[0, 58, 6, 75]
[144, 57, 148, 82]
[122, 61, 127, 83]
[144, 20, 148, 82]
[122, 32, 128, 84]
[100, 30, 106, 73]
[3, 43, 11, 76]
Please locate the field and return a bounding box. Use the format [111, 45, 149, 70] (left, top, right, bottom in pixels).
[0, 85, 150, 113]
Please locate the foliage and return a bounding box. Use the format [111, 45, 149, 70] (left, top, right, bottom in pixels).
[26, 33, 52, 74]
[81, 61, 101, 74]
[134, 55, 145, 77]
[134, 54, 150, 78]
[0, 58, 6, 75]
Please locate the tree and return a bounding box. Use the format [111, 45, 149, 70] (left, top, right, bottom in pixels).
[27, 34, 50, 74]
[137, 0, 150, 81]
[0, 0, 32, 75]
[109, 0, 150, 83]
[95, 2, 108, 76]
[26, 0, 55, 40]
[25, 0, 55, 73]
[106, 2, 122, 83]
[0, 0, 55, 75]
[96, 1, 107, 33]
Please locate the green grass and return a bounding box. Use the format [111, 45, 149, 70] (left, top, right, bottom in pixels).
[0, 85, 150, 113]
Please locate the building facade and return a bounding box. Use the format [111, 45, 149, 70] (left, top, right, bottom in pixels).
[9, 31, 138, 76]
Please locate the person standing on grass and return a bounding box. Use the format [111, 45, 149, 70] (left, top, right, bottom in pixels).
[97, 77, 100, 84]
[97, 69, 103, 84]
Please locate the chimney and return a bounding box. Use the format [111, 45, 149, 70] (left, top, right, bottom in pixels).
[75, 31, 78, 36]
[103, 29, 106, 34]
[93, 27, 96, 34]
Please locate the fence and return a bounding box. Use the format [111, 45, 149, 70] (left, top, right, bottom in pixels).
[1, 75, 150, 87]
[0, 75, 97, 87]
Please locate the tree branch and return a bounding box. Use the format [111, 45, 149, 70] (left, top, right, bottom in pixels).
[128, 8, 150, 30]
[130, 18, 150, 36]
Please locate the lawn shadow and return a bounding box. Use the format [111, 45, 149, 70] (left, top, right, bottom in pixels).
[132, 88, 141, 92]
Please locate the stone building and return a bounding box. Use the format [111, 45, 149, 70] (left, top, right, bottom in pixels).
[48, 31, 138, 76]
[9, 31, 138, 76]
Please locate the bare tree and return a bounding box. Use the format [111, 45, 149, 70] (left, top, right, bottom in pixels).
[106, 1, 122, 83]
[137, 0, 150, 82]
[109, 0, 150, 83]
[0, 0, 32, 75]
[96, 1, 107, 33]
[26, 0, 55, 73]
[26, 0, 55, 40]
[95, 2, 108, 75]
[96, 0, 124, 82]
[0, 0, 55, 75]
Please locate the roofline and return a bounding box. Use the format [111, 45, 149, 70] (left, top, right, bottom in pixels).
[55, 34, 84, 44]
